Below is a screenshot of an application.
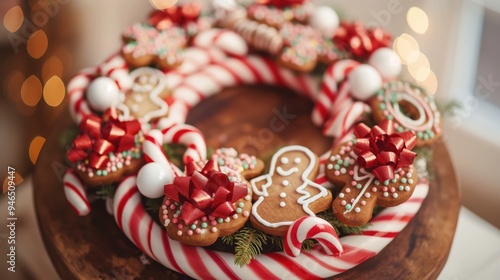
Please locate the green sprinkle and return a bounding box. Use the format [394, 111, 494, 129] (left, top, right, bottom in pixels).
[337, 159, 343, 165]
[374, 180, 380, 185]
[401, 178, 407, 183]
[383, 180, 390, 186]
[399, 185, 404, 191]
[201, 222, 208, 229]
[379, 103, 387, 110]
[417, 131, 424, 139]
[387, 114, 394, 120]
[334, 164, 340, 170]
[217, 158, 225, 166]
[242, 161, 248, 169]
[356, 183, 362, 189]
[397, 126, 404, 132]
[346, 204, 352, 210]
[102, 170, 108, 176]
[391, 178, 397, 183]
[343, 161, 350, 167]
[176, 210, 181, 215]
[352, 139, 357, 144]
[238, 202, 244, 208]
[217, 218, 223, 224]
[190, 224, 196, 230]
[236, 208, 242, 214]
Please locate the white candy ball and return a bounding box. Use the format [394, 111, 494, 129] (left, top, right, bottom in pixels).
[309, 6, 339, 38]
[369, 48, 402, 81]
[86, 77, 121, 112]
[137, 162, 174, 198]
[348, 65, 382, 101]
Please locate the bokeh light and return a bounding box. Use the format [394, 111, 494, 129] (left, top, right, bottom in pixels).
[43, 76, 66, 107]
[6, 71, 25, 102]
[42, 56, 64, 82]
[27, 30, 48, 59]
[419, 70, 438, 96]
[408, 52, 431, 82]
[393, 33, 420, 65]
[407, 7, 429, 34]
[29, 136, 46, 164]
[3, 6, 24, 33]
[21, 75, 43, 107]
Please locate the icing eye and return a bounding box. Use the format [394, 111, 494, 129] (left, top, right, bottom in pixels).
[294, 157, 301, 164]
[280, 157, 289, 164]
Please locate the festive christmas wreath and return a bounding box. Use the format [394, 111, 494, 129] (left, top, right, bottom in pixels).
[61, 1, 440, 278]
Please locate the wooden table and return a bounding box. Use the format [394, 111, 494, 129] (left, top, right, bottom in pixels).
[34, 86, 461, 279]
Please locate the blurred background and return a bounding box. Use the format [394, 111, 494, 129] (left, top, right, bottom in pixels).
[0, 0, 499, 279]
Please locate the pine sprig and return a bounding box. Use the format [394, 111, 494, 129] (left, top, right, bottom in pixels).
[95, 184, 117, 200]
[232, 227, 269, 267]
[163, 143, 187, 169]
[317, 210, 369, 236]
[59, 127, 79, 149]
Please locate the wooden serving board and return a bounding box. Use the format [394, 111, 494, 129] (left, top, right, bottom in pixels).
[33, 85, 461, 279]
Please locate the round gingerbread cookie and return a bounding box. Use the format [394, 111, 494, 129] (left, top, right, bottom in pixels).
[160, 160, 253, 246]
[66, 112, 144, 187]
[370, 81, 442, 146]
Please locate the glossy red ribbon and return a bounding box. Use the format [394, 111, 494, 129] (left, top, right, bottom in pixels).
[353, 119, 417, 182]
[149, 1, 202, 30]
[334, 21, 391, 60]
[255, 0, 306, 8]
[164, 160, 248, 225]
[67, 109, 141, 169]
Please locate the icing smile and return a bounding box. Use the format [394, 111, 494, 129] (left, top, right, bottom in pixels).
[277, 166, 299, 176]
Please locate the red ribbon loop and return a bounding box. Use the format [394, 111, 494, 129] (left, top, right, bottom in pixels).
[67, 109, 141, 170]
[164, 160, 249, 225]
[353, 119, 417, 182]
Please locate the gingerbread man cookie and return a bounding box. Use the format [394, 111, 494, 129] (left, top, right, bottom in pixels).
[325, 120, 418, 226]
[122, 23, 186, 70]
[117, 67, 169, 123]
[250, 145, 332, 236]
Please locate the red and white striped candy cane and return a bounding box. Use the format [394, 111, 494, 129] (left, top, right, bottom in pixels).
[158, 55, 319, 125]
[137, 124, 207, 198]
[113, 176, 429, 279]
[311, 60, 360, 126]
[192, 28, 248, 57]
[284, 216, 343, 257]
[63, 169, 90, 216]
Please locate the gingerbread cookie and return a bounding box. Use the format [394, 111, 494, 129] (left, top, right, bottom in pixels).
[370, 81, 442, 146]
[325, 120, 418, 226]
[122, 23, 186, 70]
[117, 67, 169, 123]
[210, 147, 265, 182]
[161, 160, 256, 246]
[250, 145, 332, 236]
[66, 110, 144, 187]
[220, 6, 343, 73]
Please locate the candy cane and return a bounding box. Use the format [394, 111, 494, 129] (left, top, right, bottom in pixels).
[284, 216, 343, 257]
[158, 54, 319, 124]
[63, 169, 90, 216]
[192, 28, 248, 57]
[312, 60, 360, 126]
[114, 176, 429, 279]
[137, 124, 207, 198]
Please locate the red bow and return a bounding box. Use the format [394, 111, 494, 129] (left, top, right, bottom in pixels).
[255, 0, 307, 8]
[164, 160, 248, 225]
[353, 119, 417, 182]
[67, 109, 141, 170]
[149, 1, 202, 30]
[334, 21, 391, 60]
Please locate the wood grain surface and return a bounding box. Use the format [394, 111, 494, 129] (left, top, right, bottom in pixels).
[33, 85, 461, 280]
